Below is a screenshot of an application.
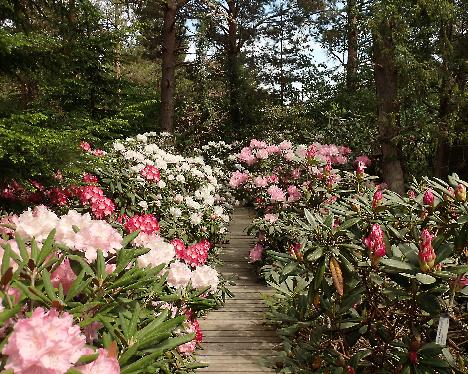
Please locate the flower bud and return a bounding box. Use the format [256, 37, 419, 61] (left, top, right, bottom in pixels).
[364, 224, 386, 266]
[409, 351, 418, 365]
[372, 190, 383, 209]
[418, 229, 436, 272]
[444, 187, 455, 202]
[455, 184, 466, 202]
[423, 189, 434, 206]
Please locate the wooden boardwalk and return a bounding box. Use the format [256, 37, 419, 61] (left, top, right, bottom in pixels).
[198, 208, 278, 373]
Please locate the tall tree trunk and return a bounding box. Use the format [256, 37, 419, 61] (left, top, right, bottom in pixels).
[346, 0, 358, 91]
[372, 21, 404, 194]
[433, 22, 454, 178]
[160, 0, 177, 132]
[226, 0, 241, 129]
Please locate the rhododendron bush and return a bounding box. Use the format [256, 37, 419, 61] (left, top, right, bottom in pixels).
[230, 139, 468, 373]
[0, 133, 234, 373]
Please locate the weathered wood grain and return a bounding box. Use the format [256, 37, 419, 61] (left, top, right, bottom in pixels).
[198, 208, 277, 373]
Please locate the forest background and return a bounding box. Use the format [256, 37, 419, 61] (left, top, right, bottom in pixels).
[0, 0, 467, 193]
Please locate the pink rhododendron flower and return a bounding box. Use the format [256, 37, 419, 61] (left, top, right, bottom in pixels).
[229, 171, 250, 188]
[178, 240, 211, 267]
[419, 229, 436, 272]
[191, 265, 219, 292]
[407, 190, 416, 199]
[284, 151, 295, 161]
[167, 261, 192, 289]
[250, 139, 267, 148]
[287, 185, 302, 202]
[78, 348, 120, 374]
[91, 149, 106, 157]
[140, 165, 161, 182]
[278, 140, 293, 150]
[264, 214, 278, 223]
[49, 187, 69, 206]
[256, 148, 269, 159]
[267, 185, 286, 202]
[2, 307, 86, 374]
[83, 173, 99, 184]
[423, 189, 435, 206]
[305, 144, 318, 159]
[124, 214, 160, 235]
[90, 195, 115, 219]
[355, 155, 371, 167]
[266, 145, 280, 154]
[356, 161, 366, 176]
[249, 243, 264, 262]
[372, 190, 383, 209]
[50, 258, 77, 294]
[253, 176, 269, 188]
[80, 141, 91, 151]
[267, 174, 279, 184]
[364, 224, 386, 266]
[291, 168, 301, 179]
[172, 238, 186, 259]
[238, 147, 256, 165]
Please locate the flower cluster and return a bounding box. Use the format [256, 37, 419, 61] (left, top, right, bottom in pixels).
[124, 213, 160, 235]
[364, 224, 387, 266]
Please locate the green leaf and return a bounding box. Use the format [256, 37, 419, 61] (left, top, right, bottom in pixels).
[415, 273, 436, 285]
[380, 258, 415, 271]
[37, 229, 56, 264]
[41, 269, 57, 300]
[76, 352, 99, 365]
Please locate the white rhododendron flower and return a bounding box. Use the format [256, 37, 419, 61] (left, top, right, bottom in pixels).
[191, 265, 219, 292]
[167, 262, 192, 289]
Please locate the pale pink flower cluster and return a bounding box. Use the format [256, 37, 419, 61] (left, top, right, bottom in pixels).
[167, 261, 219, 292]
[15, 205, 59, 242]
[264, 214, 278, 223]
[253, 176, 269, 187]
[355, 155, 371, 167]
[55, 210, 122, 262]
[267, 185, 286, 202]
[133, 233, 176, 267]
[191, 265, 219, 291]
[78, 348, 120, 374]
[2, 307, 86, 374]
[229, 170, 250, 188]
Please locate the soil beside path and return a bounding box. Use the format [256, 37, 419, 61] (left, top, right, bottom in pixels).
[198, 208, 278, 373]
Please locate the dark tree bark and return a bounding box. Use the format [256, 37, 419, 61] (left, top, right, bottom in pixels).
[160, 0, 178, 132]
[433, 22, 454, 178]
[346, 0, 358, 91]
[226, 0, 241, 129]
[372, 20, 404, 194]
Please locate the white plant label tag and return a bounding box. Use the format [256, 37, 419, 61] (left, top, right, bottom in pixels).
[436, 315, 449, 346]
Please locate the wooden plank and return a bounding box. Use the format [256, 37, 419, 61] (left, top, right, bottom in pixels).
[202, 336, 280, 343]
[202, 329, 278, 338]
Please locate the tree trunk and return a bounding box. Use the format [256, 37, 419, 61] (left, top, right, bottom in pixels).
[346, 0, 358, 91]
[372, 21, 404, 194]
[433, 22, 454, 178]
[226, 0, 241, 129]
[160, 0, 177, 132]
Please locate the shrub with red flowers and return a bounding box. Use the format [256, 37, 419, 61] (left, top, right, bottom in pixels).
[231, 139, 468, 373]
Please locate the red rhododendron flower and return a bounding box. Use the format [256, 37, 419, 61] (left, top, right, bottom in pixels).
[124, 214, 160, 235]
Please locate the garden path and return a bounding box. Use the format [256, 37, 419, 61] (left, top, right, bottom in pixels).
[198, 208, 278, 373]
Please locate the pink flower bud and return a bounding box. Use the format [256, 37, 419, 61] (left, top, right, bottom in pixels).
[419, 229, 436, 272]
[305, 144, 317, 159]
[407, 190, 416, 199]
[372, 190, 383, 209]
[364, 224, 386, 266]
[409, 351, 418, 364]
[356, 161, 366, 176]
[423, 189, 434, 206]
